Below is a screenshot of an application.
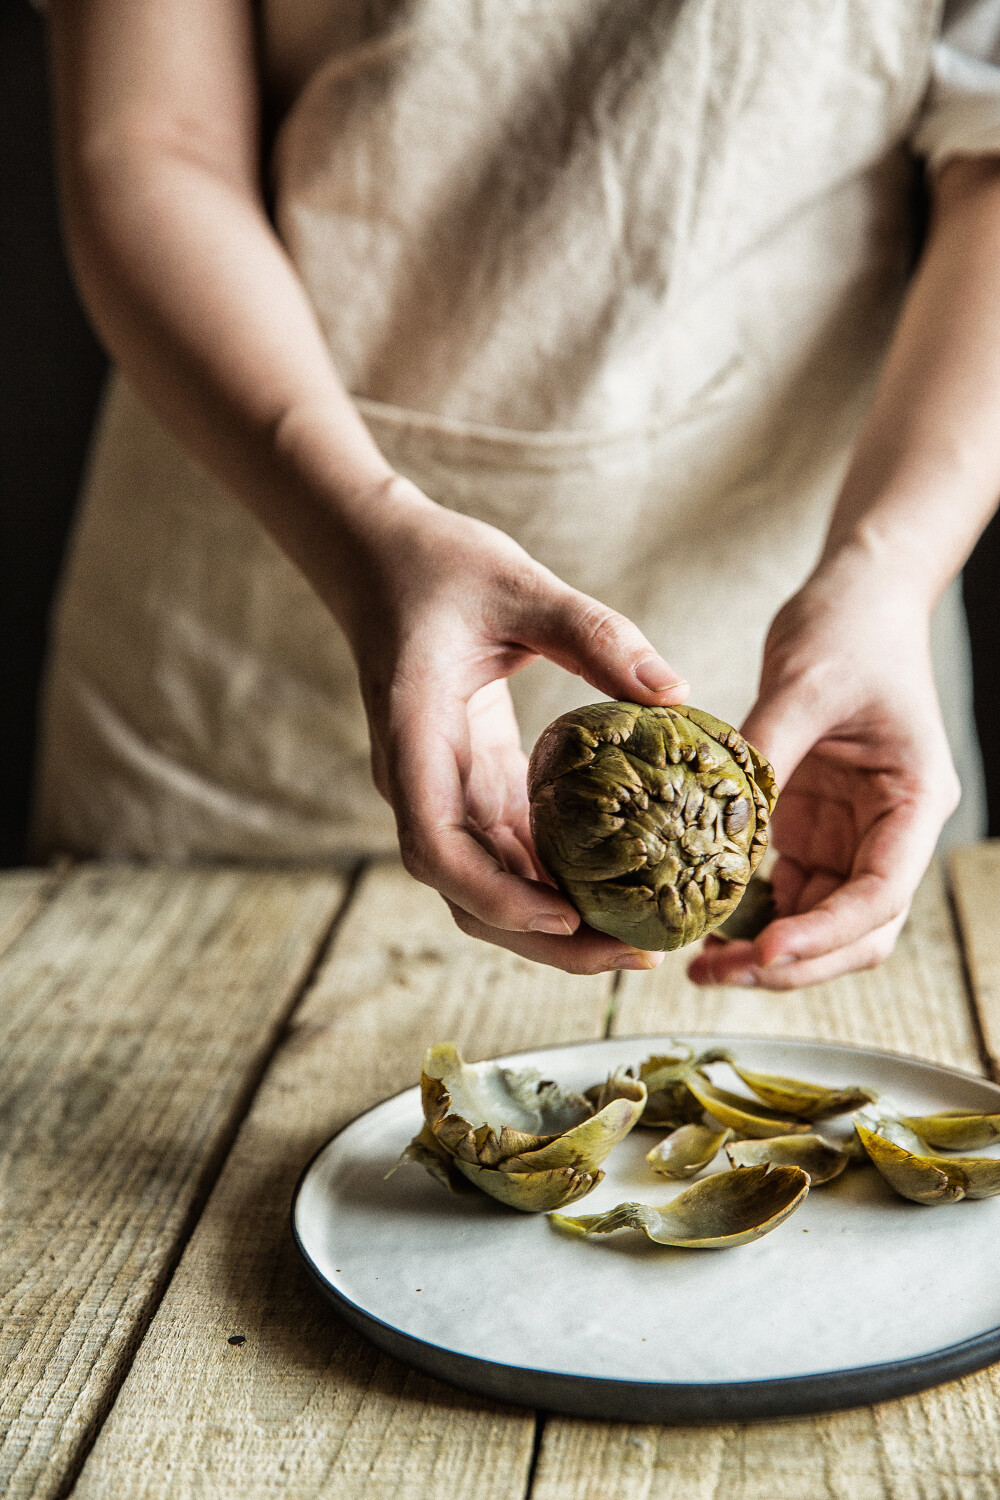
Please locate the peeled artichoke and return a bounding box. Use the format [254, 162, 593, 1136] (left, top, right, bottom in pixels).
[552, 1164, 809, 1248]
[527, 702, 777, 950]
[396, 1043, 646, 1212]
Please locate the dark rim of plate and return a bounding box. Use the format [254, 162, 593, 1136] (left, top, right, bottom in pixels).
[289, 1033, 1000, 1424]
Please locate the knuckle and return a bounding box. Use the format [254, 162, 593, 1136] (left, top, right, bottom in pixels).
[573, 600, 632, 655]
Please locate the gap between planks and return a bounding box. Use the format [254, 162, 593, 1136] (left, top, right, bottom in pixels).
[0, 863, 348, 1500]
[70, 861, 616, 1500]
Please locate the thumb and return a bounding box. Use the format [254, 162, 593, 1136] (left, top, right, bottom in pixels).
[523, 586, 689, 706]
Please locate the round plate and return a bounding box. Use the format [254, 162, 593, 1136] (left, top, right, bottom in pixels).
[292, 1034, 1000, 1422]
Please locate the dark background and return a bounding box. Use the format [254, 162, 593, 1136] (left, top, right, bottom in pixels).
[3, 0, 999, 866]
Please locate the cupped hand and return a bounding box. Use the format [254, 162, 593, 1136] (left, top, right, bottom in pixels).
[687, 549, 961, 991]
[338, 476, 688, 973]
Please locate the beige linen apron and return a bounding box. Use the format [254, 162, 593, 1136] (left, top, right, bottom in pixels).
[35, 0, 986, 861]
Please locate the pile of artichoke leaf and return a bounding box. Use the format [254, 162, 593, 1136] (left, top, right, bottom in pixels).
[396, 1042, 1000, 1248]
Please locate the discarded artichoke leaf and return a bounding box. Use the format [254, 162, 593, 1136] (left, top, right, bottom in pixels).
[389, 1123, 475, 1194]
[410, 1042, 645, 1210]
[640, 1077, 707, 1130]
[584, 1065, 649, 1113]
[638, 1047, 695, 1091]
[901, 1110, 1000, 1152]
[709, 1050, 875, 1119]
[715, 876, 777, 941]
[853, 1120, 962, 1204]
[646, 1122, 733, 1179]
[551, 1164, 809, 1248]
[685, 1073, 812, 1139]
[527, 702, 778, 951]
[855, 1110, 1000, 1203]
[497, 1076, 646, 1173]
[725, 1133, 849, 1186]
[456, 1159, 601, 1212]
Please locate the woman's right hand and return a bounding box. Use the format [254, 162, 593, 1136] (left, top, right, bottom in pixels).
[329, 475, 687, 973]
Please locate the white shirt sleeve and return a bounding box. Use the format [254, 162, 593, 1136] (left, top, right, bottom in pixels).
[912, 0, 1000, 166]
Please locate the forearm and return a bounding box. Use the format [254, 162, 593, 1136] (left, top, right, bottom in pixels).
[48, 0, 401, 632]
[821, 156, 1000, 601]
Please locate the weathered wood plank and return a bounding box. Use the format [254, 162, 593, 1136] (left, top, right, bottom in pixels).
[951, 841, 1000, 1077]
[0, 868, 61, 961]
[533, 863, 1000, 1500]
[72, 862, 615, 1500]
[0, 865, 346, 1500]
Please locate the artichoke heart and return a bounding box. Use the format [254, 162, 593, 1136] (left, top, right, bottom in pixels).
[527, 702, 778, 950]
[854, 1107, 1000, 1204]
[551, 1164, 809, 1248]
[397, 1042, 646, 1212]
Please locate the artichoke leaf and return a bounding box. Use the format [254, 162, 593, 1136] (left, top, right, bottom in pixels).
[709, 1053, 876, 1120]
[646, 1122, 733, 1180]
[725, 1133, 849, 1185]
[685, 1073, 812, 1139]
[456, 1158, 602, 1212]
[551, 1164, 809, 1248]
[389, 1123, 475, 1195]
[498, 1077, 646, 1173]
[855, 1110, 1000, 1203]
[901, 1110, 1000, 1152]
[853, 1120, 962, 1204]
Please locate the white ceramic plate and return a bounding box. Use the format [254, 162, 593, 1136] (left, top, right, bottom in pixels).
[292, 1035, 1000, 1421]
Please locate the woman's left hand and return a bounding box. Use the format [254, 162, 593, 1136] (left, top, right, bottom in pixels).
[687, 546, 961, 990]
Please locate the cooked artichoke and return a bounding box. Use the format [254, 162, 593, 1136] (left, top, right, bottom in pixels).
[900, 1110, 1000, 1151]
[646, 1122, 733, 1180]
[397, 1042, 646, 1212]
[854, 1107, 1000, 1204]
[709, 1051, 876, 1120]
[725, 1133, 849, 1186]
[683, 1073, 813, 1139]
[551, 1164, 809, 1248]
[527, 702, 778, 950]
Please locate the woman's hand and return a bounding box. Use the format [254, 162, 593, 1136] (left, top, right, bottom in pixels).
[336, 476, 687, 973]
[687, 546, 960, 990]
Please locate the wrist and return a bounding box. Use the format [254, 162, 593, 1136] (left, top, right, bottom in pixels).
[812, 525, 941, 620]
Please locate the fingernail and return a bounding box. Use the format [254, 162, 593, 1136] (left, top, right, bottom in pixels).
[728, 969, 758, 988]
[615, 950, 664, 971]
[528, 913, 575, 936]
[634, 657, 688, 694]
[761, 953, 797, 969]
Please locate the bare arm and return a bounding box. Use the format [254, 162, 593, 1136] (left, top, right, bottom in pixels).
[48, 0, 686, 972]
[693, 157, 1000, 990]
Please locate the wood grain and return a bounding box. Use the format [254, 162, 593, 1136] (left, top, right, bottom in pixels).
[0, 865, 345, 1500]
[532, 863, 1000, 1500]
[951, 842, 1000, 1078]
[0, 868, 60, 961]
[72, 862, 615, 1500]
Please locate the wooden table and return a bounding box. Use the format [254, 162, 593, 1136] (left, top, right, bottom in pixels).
[2, 851, 1000, 1499]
